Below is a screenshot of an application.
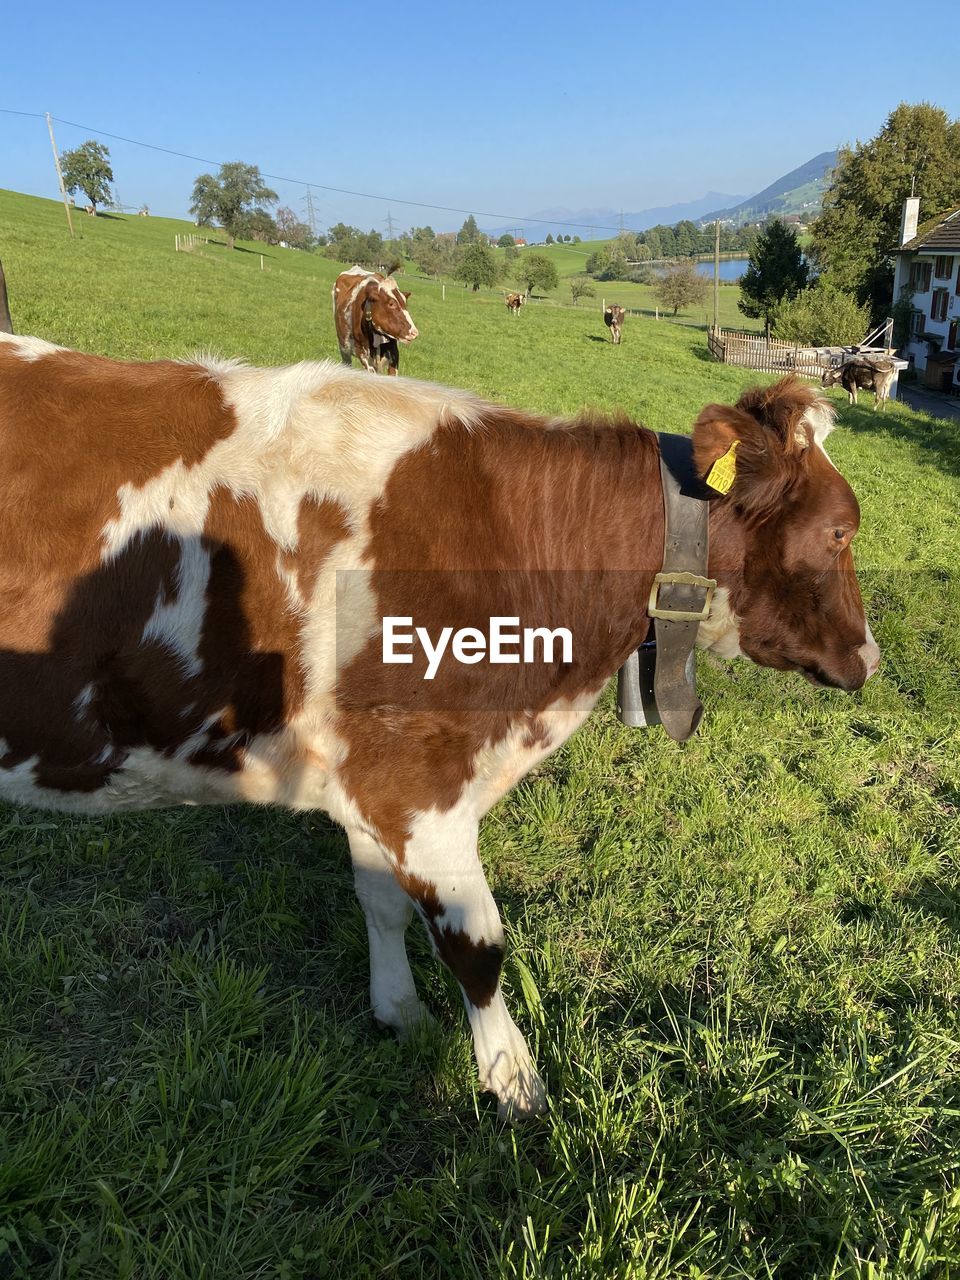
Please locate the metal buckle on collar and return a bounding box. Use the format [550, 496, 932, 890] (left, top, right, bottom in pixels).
[648, 571, 716, 622]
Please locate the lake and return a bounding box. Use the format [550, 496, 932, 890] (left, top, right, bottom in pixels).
[694, 258, 749, 281]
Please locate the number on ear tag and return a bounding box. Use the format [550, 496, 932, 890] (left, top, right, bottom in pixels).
[706, 440, 740, 494]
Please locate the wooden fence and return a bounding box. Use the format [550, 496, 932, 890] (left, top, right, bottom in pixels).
[174, 233, 211, 253]
[707, 325, 833, 376]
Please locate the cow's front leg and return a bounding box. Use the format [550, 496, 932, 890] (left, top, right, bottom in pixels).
[349, 828, 432, 1035]
[402, 815, 546, 1119]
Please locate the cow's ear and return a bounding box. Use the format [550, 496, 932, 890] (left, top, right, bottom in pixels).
[692, 403, 758, 494]
[402, 291, 412, 301]
[693, 401, 800, 518]
[736, 376, 835, 453]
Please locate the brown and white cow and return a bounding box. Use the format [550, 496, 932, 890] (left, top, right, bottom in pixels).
[0, 335, 878, 1118]
[332, 266, 418, 376]
[822, 356, 896, 410]
[505, 292, 525, 316]
[604, 304, 625, 345]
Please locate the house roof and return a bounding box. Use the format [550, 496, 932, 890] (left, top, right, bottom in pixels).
[895, 204, 960, 254]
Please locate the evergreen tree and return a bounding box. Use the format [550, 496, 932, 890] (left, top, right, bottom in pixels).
[738, 219, 808, 333]
[457, 215, 482, 245]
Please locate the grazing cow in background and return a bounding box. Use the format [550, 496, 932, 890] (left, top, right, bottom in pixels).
[505, 292, 525, 316]
[822, 356, 896, 410]
[0, 329, 879, 1118]
[333, 266, 419, 376]
[604, 304, 625, 345]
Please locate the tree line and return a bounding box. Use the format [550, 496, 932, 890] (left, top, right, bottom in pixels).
[738, 101, 960, 345]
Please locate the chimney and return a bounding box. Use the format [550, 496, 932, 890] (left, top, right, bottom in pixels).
[900, 196, 920, 246]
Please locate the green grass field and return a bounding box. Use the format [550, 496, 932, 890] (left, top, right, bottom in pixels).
[2, 187, 960, 1279]
[482, 238, 757, 330]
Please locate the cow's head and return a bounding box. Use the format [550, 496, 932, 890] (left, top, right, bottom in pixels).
[820, 365, 844, 389]
[363, 278, 419, 344]
[694, 377, 879, 691]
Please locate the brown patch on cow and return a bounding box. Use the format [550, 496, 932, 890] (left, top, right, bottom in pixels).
[198, 490, 308, 739]
[0, 528, 192, 790]
[283, 495, 351, 601]
[336, 410, 664, 853]
[398, 870, 503, 1007]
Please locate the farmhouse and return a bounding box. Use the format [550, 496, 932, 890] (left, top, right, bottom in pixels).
[892, 197, 960, 392]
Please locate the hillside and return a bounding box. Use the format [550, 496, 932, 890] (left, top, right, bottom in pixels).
[701, 149, 838, 224]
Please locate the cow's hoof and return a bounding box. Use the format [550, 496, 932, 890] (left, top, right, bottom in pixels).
[490, 1063, 548, 1121]
[374, 997, 436, 1040]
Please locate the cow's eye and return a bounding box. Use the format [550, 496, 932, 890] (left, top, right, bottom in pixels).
[833, 529, 846, 541]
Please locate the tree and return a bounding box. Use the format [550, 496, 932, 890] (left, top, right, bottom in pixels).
[457, 215, 482, 245]
[455, 241, 499, 291]
[569, 276, 595, 306]
[514, 253, 559, 297]
[673, 219, 700, 256]
[60, 141, 113, 215]
[190, 162, 278, 250]
[738, 219, 808, 333]
[325, 224, 385, 267]
[497, 233, 515, 248]
[245, 211, 278, 243]
[545, 233, 554, 245]
[812, 102, 960, 320]
[772, 284, 870, 347]
[572, 235, 581, 244]
[653, 259, 709, 316]
[275, 205, 314, 250]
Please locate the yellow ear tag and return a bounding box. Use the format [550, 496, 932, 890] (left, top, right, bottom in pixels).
[706, 440, 740, 495]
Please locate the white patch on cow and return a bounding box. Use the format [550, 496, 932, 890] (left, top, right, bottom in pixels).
[349, 827, 431, 1034]
[141, 538, 212, 677]
[0, 744, 249, 815]
[801, 396, 837, 452]
[859, 620, 881, 680]
[696, 586, 744, 660]
[0, 332, 66, 362]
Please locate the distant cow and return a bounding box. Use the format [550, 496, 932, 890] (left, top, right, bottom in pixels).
[604, 305, 625, 345]
[505, 292, 525, 316]
[333, 267, 419, 376]
[822, 356, 896, 411]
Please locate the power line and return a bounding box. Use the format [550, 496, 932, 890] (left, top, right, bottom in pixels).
[0, 106, 627, 233]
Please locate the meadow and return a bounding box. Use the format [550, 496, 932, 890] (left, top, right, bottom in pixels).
[1, 188, 960, 1279]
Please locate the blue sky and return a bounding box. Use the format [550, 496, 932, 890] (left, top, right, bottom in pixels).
[3, 0, 957, 235]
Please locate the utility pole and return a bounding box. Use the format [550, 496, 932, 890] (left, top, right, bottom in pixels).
[303, 187, 319, 237]
[713, 219, 720, 330]
[46, 113, 74, 238]
[384, 209, 397, 239]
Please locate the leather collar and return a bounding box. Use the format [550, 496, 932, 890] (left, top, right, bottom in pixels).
[617, 433, 717, 742]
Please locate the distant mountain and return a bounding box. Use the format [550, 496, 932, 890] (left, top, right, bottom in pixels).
[699, 151, 838, 225]
[490, 192, 745, 241]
